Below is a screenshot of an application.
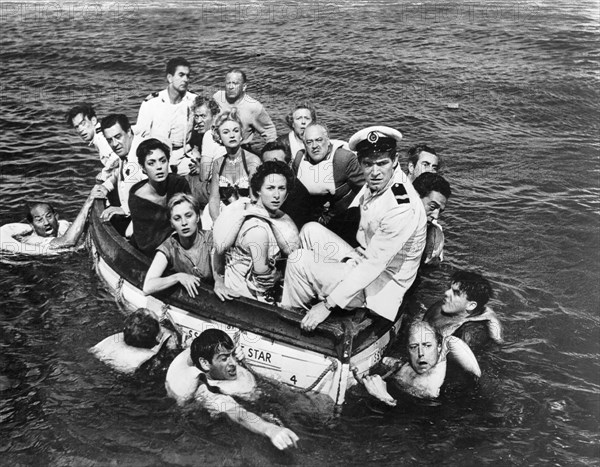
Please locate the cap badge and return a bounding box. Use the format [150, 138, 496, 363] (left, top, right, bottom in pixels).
[367, 131, 379, 144]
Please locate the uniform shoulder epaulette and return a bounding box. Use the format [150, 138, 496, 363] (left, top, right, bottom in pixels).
[391, 183, 410, 204]
[144, 91, 160, 102]
[95, 126, 102, 134]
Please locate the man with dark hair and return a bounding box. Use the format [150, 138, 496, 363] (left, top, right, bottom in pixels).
[261, 140, 291, 165]
[281, 126, 427, 331]
[412, 172, 452, 264]
[18, 185, 106, 249]
[66, 102, 120, 183]
[213, 69, 277, 146]
[423, 270, 503, 344]
[165, 329, 299, 451]
[359, 320, 481, 403]
[136, 57, 197, 175]
[99, 113, 146, 223]
[406, 143, 440, 183]
[123, 309, 162, 349]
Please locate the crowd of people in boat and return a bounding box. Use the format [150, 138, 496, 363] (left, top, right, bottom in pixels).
[10, 57, 505, 450]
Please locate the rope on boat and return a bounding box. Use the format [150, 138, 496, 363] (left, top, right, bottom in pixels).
[232, 331, 338, 394]
[115, 277, 125, 306]
[296, 358, 338, 394]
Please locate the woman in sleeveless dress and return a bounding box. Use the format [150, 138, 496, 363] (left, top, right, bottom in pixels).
[207, 108, 261, 223]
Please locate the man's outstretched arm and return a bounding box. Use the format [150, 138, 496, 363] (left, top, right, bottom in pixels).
[49, 185, 106, 249]
[196, 385, 299, 450]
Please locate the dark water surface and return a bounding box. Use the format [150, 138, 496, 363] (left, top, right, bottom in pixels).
[1, 1, 598, 465]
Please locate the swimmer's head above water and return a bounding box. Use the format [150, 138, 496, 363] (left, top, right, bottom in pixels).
[406, 321, 443, 375]
[442, 270, 493, 316]
[27, 202, 59, 237]
[123, 308, 161, 349]
[190, 329, 238, 381]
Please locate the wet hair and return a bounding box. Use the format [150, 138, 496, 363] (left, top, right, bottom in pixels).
[303, 122, 329, 139]
[250, 160, 295, 196]
[136, 138, 171, 167]
[261, 140, 291, 164]
[407, 319, 443, 346]
[168, 192, 200, 216]
[65, 103, 96, 127]
[226, 68, 247, 83]
[407, 144, 438, 167]
[123, 308, 160, 349]
[285, 102, 317, 129]
[166, 57, 191, 76]
[212, 108, 243, 143]
[192, 95, 220, 117]
[413, 173, 452, 200]
[190, 329, 234, 368]
[451, 270, 493, 315]
[26, 202, 55, 223]
[101, 113, 132, 133]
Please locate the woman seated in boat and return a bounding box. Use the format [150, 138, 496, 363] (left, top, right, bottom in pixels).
[143, 193, 236, 301]
[207, 109, 261, 224]
[129, 138, 190, 256]
[212, 161, 300, 303]
[187, 96, 224, 210]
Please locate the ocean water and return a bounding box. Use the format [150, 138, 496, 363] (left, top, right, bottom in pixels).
[0, 0, 598, 465]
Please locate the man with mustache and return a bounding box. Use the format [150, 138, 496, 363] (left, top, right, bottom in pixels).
[20, 185, 106, 249]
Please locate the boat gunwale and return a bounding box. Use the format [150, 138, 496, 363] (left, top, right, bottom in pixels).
[89, 200, 397, 359]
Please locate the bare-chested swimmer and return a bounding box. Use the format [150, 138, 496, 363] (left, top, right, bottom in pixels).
[359, 321, 481, 405]
[165, 329, 299, 450]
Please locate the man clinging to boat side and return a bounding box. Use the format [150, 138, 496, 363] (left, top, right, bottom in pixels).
[212, 69, 277, 148]
[166, 329, 299, 451]
[20, 185, 106, 249]
[359, 320, 481, 403]
[405, 144, 440, 183]
[98, 114, 146, 223]
[423, 270, 503, 345]
[281, 126, 427, 331]
[136, 57, 197, 175]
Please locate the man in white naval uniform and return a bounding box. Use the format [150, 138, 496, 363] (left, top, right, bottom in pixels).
[281, 126, 427, 331]
[136, 57, 197, 175]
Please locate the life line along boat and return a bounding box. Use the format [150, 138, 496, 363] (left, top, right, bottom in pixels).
[88, 200, 403, 406]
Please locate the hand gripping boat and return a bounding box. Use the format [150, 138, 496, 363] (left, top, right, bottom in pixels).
[88, 200, 403, 405]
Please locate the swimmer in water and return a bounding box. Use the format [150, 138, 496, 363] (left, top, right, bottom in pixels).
[165, 329, 299, 451]
[359, 321, 481, 405]
[21, 185, 106, 249]
[423, 270, 503, 344]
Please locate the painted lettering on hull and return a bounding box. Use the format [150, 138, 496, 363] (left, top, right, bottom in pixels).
[247, 348, 272, 363]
